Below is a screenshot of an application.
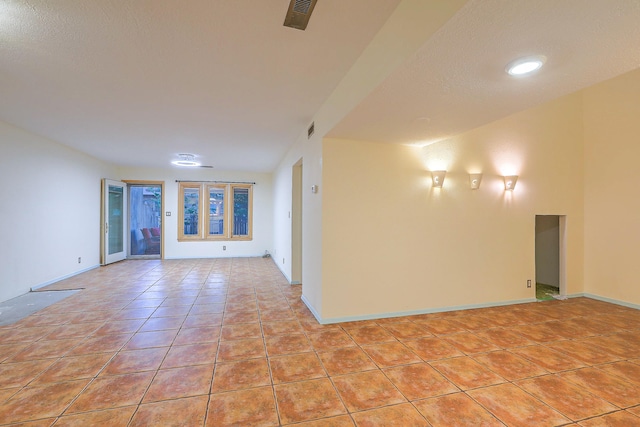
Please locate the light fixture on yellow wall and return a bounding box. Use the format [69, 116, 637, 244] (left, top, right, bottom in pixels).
[431, 171, 446, 188]
[504, 175, 518, 191]
[469, 173, 482, 190]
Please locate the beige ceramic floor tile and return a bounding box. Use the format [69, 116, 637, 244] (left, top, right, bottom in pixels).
[430, 356, 505, 390]
[472, 350, 548, 381]
[317, 347, 378, 376]
[413, 392, 504, 427]
[129, 395, 208, 427]
[275, 378, 347, 424]
[516, 374, 617, 420]
[53, 406, 137, 426]
[3, 260, 640, 427]
[288, 415, 355, 427]
[0, 380, 90, 424]
[404, 337, 464, 361]
[559, 367, 640, 408]
[269, 352, 327, 384]
[206, 386, 280, 427]
[332, 370, 406, 412]
[66, 372, 154, 414]
[511, 345, 587, 373]
[468, 383, 570, 427]
[212, 358, 271, 392]
[143, 364, 214, 402]
[578, 410, 640, 426]
[351, 403, 429, 426]
[383, 362, 458, 400]
[361, 341, 422, 368]
[307, 330, 356, 351]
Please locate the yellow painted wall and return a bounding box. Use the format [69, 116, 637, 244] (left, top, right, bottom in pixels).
[583, 68, 640, 305]
[321, 92, 584, 321]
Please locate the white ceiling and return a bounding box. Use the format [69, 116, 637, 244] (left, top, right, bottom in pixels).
[329, 0, 640, 145]
[2, 0, 640, 172]
[0, 0, 400, 171]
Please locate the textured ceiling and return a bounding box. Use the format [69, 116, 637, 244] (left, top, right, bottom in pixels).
[2, 0, 640, 172]
[0, 0, 400, 171]
[329, 0, 640, 145]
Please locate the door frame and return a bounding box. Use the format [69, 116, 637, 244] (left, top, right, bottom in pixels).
[291, 159, 303, 285]
[558, 215, 567, 296]
[124, 180, 165, 260]
[101, 179, 127, 265]
[534, 214, 567, 297]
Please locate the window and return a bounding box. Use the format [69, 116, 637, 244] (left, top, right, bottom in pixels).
[181, 184, 201, 237]
[178, 182, 252, 241]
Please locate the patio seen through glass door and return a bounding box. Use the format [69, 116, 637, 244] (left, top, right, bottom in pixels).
[129, 184, 162, 257]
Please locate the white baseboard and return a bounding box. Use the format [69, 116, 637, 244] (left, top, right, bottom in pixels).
[581, 293, 640, 310]
[30, 265, 100, 291]
[301, 297, 538, 325]
[300, 294, 322, 323]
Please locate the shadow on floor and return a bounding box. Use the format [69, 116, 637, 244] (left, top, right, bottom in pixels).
[0, 290, 79, 326]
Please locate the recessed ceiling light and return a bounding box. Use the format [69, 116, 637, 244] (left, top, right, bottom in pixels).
[506, 55, 546, 76]
[171, 153, 201, 167]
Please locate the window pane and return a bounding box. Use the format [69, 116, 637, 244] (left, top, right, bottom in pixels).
[183, 187, 200, 235]
[233, 187, 249, 236]
[130, 185, 161, 255]
[208, 187, 225, 235]
[108, 185, 124, 254]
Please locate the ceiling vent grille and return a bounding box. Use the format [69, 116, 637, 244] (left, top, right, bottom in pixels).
[293, 0, 312, 14]
[284, 0, 317, 31]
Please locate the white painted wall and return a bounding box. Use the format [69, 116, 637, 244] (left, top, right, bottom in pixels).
[272, 154, 296, 283]
[116, 166, 273, 259]
[272, 124, 323, 315]
[0, 121, 115, 303]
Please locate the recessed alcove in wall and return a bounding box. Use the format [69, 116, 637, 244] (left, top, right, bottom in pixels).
[535, 215, 567, 300]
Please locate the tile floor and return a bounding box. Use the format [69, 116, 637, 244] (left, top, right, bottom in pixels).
[1, 258, 640, 426]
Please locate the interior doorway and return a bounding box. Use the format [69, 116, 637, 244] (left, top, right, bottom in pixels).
[535, 215, 566, 300]
[127, 182, 164, 259]
[291, 159, 303, 285]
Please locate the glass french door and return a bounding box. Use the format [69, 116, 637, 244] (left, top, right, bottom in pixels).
[129, 184, 162, 257]
[101, 179, 127, 265]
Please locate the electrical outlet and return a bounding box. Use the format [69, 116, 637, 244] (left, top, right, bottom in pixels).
[223, 246, 226, 251]
[283, 258, 285, 264]
[78, 257, 81, 264]
[527, 279, 532, 288]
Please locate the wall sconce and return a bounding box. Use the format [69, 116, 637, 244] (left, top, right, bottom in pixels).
[469, 173, 482, 190]
[431, 171, 446, 188]
[504, 175, 518, 191]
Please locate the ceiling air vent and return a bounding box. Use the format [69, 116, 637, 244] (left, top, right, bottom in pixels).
[308, 122, 315, 139]
[283, 0, 318, 31]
